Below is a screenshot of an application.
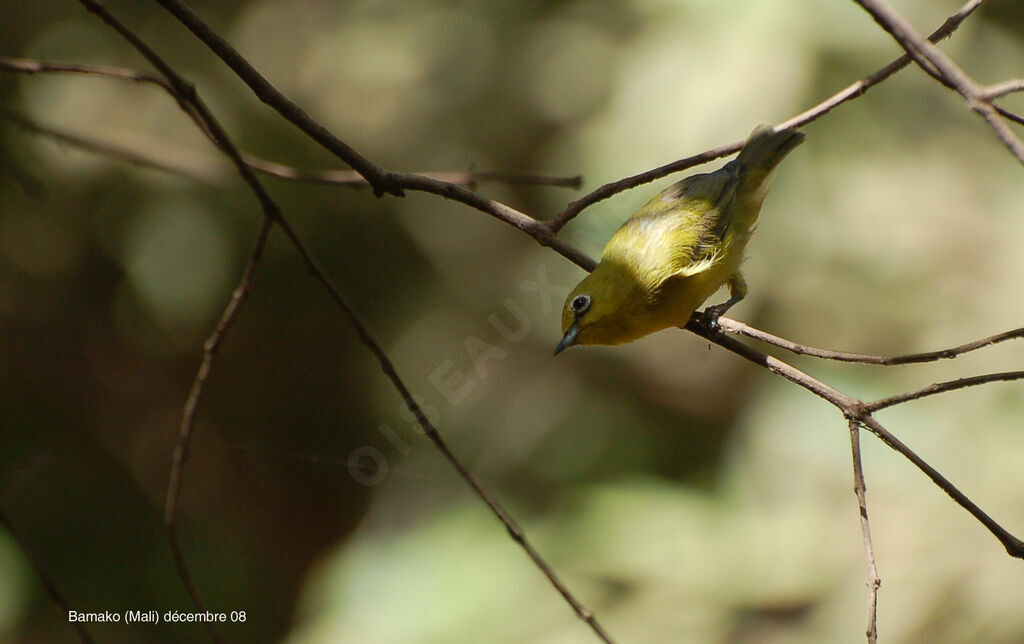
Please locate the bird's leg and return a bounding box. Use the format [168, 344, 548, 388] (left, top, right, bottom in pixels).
[703, 272, 747, 329]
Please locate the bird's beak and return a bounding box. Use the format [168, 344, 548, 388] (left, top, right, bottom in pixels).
[554, 322, 580, 356]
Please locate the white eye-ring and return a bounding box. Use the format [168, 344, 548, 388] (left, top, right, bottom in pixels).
[570, 294, 591, 315]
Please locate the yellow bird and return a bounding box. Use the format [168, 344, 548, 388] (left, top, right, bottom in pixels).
[555, 125, 804, 354]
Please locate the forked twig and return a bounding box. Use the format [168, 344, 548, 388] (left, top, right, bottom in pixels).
[685, 315, 1024, 560]
[852, 0, 1024, 164]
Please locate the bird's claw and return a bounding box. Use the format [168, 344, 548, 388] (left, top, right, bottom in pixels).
[701, 305, 727, 331]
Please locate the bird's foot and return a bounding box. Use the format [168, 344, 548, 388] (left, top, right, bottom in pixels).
[700, 304, 729, 332]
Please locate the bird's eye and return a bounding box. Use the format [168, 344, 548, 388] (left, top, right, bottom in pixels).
[570, 294, 591, 314]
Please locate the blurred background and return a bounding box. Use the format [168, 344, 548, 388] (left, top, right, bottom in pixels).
[3, 0, 1024, 642]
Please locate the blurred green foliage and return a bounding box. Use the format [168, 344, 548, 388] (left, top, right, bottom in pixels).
[2, 1, 1024, 642]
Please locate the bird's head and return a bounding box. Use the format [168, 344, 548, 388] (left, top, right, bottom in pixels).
[555, 263, 647, 354]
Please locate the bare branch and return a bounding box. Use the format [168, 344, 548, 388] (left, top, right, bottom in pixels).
[549, 143, 741, 233]
[1, 56, 581, 191]
[995, 105, 1024, 127]
[852, 0, 1024, 164]
[0, 55, 169, 88]
[684, 315, 1024, 560]
[1, 105, 580, 191]
[244, 156, 582, 190]
[150, 0, 398, 196]
[71, 0, 284, 639]
[391, 170, 597, 270]
[267, 182, 616, 644]
[981, 78, 1024, 100]
[718, 318, 1024, 365]
[2, 110, 226, 187]
[848, 420, 880, 644]
[866, 371, 1024, 412]
[164, 218, 273, 644]
[857, 414, 1024, 558]
[548, 0, 986, 231]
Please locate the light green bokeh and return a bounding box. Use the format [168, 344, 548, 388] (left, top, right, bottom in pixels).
[121, 199, 233, 330]
[0, 534, 30, 635]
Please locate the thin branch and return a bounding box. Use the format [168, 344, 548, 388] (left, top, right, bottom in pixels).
[150, 0, 399, 196]
[0, 507, 97, 644]
[390, 171, 597, 270]
[684, 314, 1024, 559]
[1, 110, 225, 187]
[718, 318, 1024, 365]
[852, 0, 1024, 164]
[151, 0, 596, 265]
[857, 414, 1024, 558]
[0, 55, 170, 88]
[243, 155, 582, 190]
[547, 0, 986, 231]
[267, 191, 616, 644]
[866, 371, 1024, 412]
[995, 105, 1024, 128]
[151, 0, 585, 201]
[848, 420, 880, 644]
[550, 143, 741, 233]
[777, 0, 983, 131]
[981, 78, 1024, 100]
[0, 57, 582, 192]
[164, 218, 273, 644]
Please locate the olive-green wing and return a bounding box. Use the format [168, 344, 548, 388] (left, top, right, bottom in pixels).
[601, 168, 738, 286]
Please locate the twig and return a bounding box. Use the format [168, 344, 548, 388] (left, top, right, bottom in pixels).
[981, 78, 1024, 100]
[684, 315, 1024, 559]
[778, 0, 983, 131]
[866, 371, 1024, 412]
[0, 507, 97, 644]
[1, 53, 590, 268]
[0, 57, 582, 192]
[848, 420, 880, 644]
[549, 143, 740, 232]
[389, 170, 597, 270]
[267, 180, 616, 644]
[150, 0, 398, 196]
[852, 0, 1024, 165]
[857, 414, 1024, 558]
[164, 219, 273, 643]
[243, 156, 582, 190]
[718, 318, 1024, 365]
[0, 55, 169, 88]
[154, 0, 597, 264]
[1, 110, 225, 187]
[995, 106, 1024, 128]
[547, 0, 986, 231]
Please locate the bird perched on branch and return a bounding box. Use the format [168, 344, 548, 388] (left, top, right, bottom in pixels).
[555, 124, 804, 354]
